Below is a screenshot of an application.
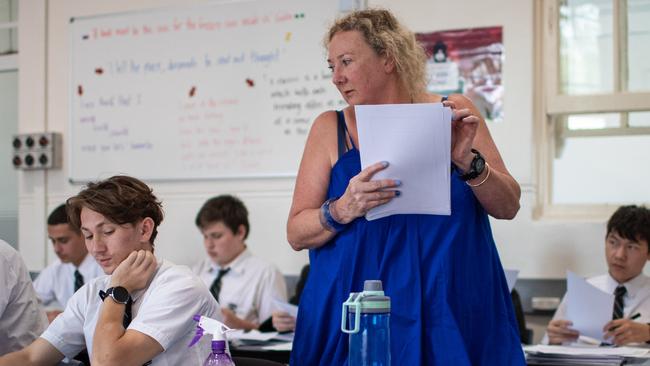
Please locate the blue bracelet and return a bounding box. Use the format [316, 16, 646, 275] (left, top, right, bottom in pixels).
[320, 197, 348, 233]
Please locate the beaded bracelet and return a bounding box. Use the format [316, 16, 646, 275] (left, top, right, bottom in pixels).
[319, 197, 348, 233]
[466, 162, 491, 188]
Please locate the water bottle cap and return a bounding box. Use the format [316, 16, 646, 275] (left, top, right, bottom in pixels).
[349, 280, 390, 313]
[363, 280, 383, 292]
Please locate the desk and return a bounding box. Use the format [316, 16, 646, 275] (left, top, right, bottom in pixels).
[231, 341, 291, 364]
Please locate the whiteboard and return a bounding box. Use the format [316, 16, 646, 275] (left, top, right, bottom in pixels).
[69, 0, 344, 181]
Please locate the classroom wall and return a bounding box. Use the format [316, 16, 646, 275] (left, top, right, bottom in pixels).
[17, 0, 612, 278]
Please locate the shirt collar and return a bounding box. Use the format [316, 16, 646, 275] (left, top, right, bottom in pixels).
[210, 248, 250, 276]
[77, 253, 96, 273]
[605, 272, 650, 299]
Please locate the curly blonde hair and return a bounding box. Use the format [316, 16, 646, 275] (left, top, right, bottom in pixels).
[325, 8, 427, 100]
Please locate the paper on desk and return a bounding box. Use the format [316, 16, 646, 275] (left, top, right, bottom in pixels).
[504, 269, 519, 292]
[228, 329, 277, 342]
[355, 103, 452, 221]
[566, 271, 615, 342]
[260, 342, 293, 351]
[272, 298, 298, 318]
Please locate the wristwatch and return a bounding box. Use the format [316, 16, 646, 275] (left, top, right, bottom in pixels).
[104, 286, 130, 304]
[458, 149, 486, 181]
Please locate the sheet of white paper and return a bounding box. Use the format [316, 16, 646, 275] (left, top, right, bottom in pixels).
[504, 269, 519, 292]
[272, 298, 298, 318]
[355, 103, 451, 220]
[566, 271, 615, 342]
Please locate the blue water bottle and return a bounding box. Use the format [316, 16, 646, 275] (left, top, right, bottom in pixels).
[341, 280, 391, 366]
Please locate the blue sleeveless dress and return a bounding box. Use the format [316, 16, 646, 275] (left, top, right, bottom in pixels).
[291, 110, 525, 366]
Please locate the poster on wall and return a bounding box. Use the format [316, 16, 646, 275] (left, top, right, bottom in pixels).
[416, 26, 503, 122]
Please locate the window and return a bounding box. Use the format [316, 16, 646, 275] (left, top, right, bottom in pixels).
[0, 0, 17, 247]
[536, 0, 650, 218]
[0, 0, 17, 56]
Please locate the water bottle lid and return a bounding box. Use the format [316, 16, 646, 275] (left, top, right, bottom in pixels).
[349, 280, 390, 313]
[364, 280, 383, 292]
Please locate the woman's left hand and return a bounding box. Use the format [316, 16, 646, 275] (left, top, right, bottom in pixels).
[443, 100, 481, 172]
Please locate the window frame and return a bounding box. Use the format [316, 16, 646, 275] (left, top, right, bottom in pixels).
[535, 0, 650, 220]
[0, 0, 17, 71]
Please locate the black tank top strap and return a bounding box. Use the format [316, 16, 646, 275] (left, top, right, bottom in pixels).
[336, 110, 347, 158]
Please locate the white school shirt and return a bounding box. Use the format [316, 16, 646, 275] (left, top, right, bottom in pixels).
[192, 249, 287, 325]
[33, 253, 104, 308]
[41, 260, 221, 365]
[0, 240, 48, 355]
[542, 273, 650, 344]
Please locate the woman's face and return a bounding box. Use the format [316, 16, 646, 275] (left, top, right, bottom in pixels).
[327, 30, 392, 105]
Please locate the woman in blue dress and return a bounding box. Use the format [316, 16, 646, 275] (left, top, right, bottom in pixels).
[287, 9, 524, 365]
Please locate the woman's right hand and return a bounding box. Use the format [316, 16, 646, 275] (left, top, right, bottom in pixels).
[547, 319, 580, 344]
[332, 161, 401, 224]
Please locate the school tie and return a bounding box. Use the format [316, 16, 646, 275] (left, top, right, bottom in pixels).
[209, 267, 231, 303]
[74, 269, 84, 292]
[612, 285, 627, 320]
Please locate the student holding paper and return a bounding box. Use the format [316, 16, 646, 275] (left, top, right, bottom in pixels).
[287, 8, 522, 366]
[545, 205, 650, 346]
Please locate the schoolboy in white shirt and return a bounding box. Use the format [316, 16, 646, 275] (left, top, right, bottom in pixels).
[34, 204, 103, 322]
[0, 239, 48, 355]
[192, 195, 287, 330]
[545, 205, 650, 346]
[0, 175, 220, 366]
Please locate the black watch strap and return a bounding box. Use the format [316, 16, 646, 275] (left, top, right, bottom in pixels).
[458, 149, 486, 181]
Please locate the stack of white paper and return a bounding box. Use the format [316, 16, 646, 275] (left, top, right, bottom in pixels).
[355, 103, 452, 221]
[524, 344, 650, 365]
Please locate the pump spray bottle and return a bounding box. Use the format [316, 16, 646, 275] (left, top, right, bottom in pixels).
[188, 314, 236, 366]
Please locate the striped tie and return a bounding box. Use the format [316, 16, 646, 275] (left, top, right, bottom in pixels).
[209, 267, 231, 303]
[612, 285, 626, 320]
[74, 269, 84, 292]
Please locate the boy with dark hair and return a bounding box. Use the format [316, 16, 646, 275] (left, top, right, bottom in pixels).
[193, 195, 287, 330]
[545, 205, 650, 346]
[0, 175, 220, 366]
[34, 204, 103, 322]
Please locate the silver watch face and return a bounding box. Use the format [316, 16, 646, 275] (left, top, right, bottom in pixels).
[475, 157, 486, 174]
